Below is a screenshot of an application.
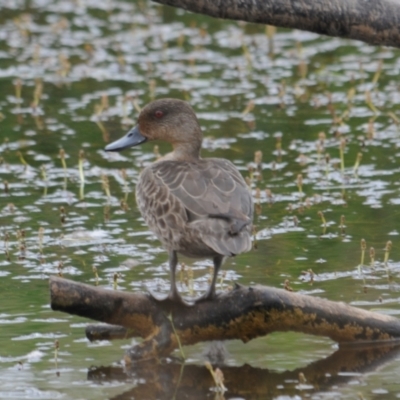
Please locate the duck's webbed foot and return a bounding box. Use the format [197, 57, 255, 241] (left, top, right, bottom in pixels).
[194, 285, 218, 303]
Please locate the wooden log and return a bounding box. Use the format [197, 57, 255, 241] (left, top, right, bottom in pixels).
[153, 0, 400, 48]
[50, 276, 400, 361]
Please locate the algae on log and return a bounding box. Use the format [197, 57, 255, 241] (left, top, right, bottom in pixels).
[152, 0, 400, 48]
[50, 276, 400, 362]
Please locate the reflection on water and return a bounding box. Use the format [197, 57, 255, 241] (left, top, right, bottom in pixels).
[88, 343, 400, 400]
[1, 0, 400, 398]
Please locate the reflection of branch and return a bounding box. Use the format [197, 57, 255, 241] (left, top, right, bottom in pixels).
[88, 343, 400, 399]
[50, 276, 400, 361]
[152, 0, 400, 48]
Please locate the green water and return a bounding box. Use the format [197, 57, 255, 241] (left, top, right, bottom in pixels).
[1, 0, 400, 398]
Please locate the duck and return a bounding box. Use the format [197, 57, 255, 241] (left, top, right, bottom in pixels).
[105, 98, 253, 305]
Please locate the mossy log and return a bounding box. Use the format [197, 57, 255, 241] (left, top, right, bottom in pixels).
[153, 0, 400, 48]
[50, 276, 400, 362]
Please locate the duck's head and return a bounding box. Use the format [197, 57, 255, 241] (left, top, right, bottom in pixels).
[105, 98, 203, 160]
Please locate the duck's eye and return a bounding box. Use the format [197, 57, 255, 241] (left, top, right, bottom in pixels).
[154, 110, 164, 119]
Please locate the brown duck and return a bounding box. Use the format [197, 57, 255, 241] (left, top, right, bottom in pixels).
[106, 98, 253, 304]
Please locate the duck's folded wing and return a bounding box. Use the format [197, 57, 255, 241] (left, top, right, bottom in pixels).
[154, 159, 252, 220]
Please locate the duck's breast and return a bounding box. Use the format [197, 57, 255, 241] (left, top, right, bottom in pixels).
[136, 166, 188, 251]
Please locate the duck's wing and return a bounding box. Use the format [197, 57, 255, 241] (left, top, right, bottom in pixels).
[153, 159, 253, 256]
[154, 159, 252, 221]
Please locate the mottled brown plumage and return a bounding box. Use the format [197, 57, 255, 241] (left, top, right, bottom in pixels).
[106, 98, 253, 304]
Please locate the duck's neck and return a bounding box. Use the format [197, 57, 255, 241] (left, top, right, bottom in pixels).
[169, 140, 202, 161]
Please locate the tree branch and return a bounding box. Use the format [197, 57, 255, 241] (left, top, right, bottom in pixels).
[50, 276, 400, 362]
[153, 0, 400, 48]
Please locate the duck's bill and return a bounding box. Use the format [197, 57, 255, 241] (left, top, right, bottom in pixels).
[105, 125, 147, 152]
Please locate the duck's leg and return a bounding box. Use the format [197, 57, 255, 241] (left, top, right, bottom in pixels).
[167, 250, 182, 302]
[196, 255, 224, 302]
[149, 250, 192, 306]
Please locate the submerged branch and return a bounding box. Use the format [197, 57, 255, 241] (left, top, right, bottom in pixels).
[152, 0, 400, 48]
[50, 276, 400, 361]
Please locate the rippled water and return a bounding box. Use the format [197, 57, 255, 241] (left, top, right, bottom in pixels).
[1, 0, 400, 398]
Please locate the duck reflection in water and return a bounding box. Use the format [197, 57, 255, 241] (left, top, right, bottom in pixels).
[106, 98, 253, 305]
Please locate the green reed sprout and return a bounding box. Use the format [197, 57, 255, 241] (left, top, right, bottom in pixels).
[317, 211, 326, 227]
[32, 44, 40, 65]
[16, 229, 26, 253]
[265, 188, 273, 204]
[278, 81, 286, 108]
[177, 32, 185, 47]
[38, 227, 44, 254]
[78, 149, 85, 182]
[316, 142, 323, 163]
[59, 149, 67, 171]
[113, 273, 118, 289]
[120, 199, 128, 211]
[339, 137, 346, 174]
[58, 261, 63, 277]
[92, 266, 99, 286]
[14, 78, 22, 101]
[58, 53, 71, 78]
[4, 180, 9, 194]
[318, 131, 326, 147]
[32, 78, 43, 109]
[101, 174, 111, 199]
[265, 25, 276, 57]
[17, 151, 28, 170]
[241, 41, 252, 70]
[78, 150, 85, 200]
[242, 100, 255, 116]
[339, 215, 346, 235]
[254, 150, 262, 169]
[372, 60, 383, 85]
[205, 362, 227, 392]
[384, 240, 392, 266]
[4, 232, 10, 261]
[40, 165, 47, 193]
[353, 152, 363, 177]
[103, 204, 110, 222]
[255, 187, 261, 214]
[298, 59, 307, 79]
[347, 87, 355, 105]
[132, 98, 141, 113]
[284, 279, 293, 292]
[388, 112, 400, 126]
[359, 238, 366, 275]
[369, 247, 375, 268]
[118, 168, 129, 203]
[149, 79, 156, 100]
[298, 372, 307, 384]
[365, 90, 379, 114]
[54, 340, 59, 369]
[297, 174, 303, 194]
[325, 153, 330, 177]
[167, 312, 185, 360]
[247, 166, 254, 184]
[275, 135, 282, 156]
[367, 118, 375, 140]
[60, 206, 66, 224]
